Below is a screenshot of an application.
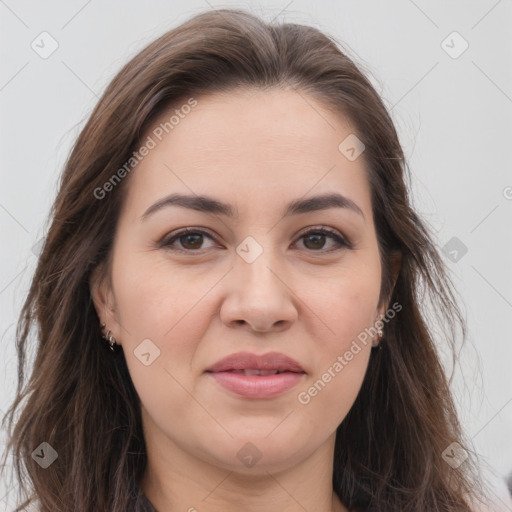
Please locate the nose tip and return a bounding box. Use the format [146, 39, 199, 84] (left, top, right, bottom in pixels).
[219, 241, 299, 333]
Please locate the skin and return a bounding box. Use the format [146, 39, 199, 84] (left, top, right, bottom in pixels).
[91, 88, 400, 512]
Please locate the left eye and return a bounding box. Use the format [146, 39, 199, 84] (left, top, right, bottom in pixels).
[295, 229, 350, 251]
[161, 227, 351, 253]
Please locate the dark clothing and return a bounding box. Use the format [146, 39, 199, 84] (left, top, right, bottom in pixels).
[128, 487, 363, 511]
[128, 487, 158, 512]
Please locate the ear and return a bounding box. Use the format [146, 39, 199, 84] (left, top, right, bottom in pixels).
[378, 250, 402, 318]
[373, 251, 402, 346]
[389, 250, 402, 295]
[89, 262, 122, 345]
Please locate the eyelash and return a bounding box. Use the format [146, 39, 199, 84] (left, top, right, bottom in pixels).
[160, 226, 353, 254]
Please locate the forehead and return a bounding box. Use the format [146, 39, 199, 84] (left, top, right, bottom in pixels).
[122, 88, 372, 221]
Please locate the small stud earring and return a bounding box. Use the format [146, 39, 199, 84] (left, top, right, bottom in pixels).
[374, 316, 384, 350]
[100, 323, 117, 352]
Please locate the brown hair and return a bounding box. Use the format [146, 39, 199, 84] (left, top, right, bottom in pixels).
[1, 8, 487, 511]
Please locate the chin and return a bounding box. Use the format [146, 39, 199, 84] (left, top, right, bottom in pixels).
[196, 432, 313, 475]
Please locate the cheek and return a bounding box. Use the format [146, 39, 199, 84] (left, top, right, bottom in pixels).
[309, 257, 382, 351]
[110, 249, 215, 383]
[112, 248, 202, 340]
[111, 255, 205, 427]
[298, 346, 370, 417]
[295, 257, 380, 415]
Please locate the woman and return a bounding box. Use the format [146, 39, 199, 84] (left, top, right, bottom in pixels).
[1, 8, 489, 512]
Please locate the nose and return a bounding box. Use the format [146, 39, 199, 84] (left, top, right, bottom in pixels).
[220, 247, 298, 333]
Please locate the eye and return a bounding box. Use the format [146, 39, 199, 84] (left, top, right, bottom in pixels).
[161, 228, 218, 252]
[293, 227, 352, 252]
[161, 226, 352, 254]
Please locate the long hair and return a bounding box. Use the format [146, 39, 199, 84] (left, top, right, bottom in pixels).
[1, 8, 486, 511]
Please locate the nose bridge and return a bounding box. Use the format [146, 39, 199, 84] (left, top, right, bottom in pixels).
[220, 233, 297, 331]
[233, 234, 282, 295]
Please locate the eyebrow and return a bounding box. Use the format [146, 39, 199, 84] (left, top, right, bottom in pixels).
[140, 192, 365, 221]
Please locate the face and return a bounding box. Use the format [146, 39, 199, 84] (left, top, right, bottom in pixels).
[92, 88, 389, 475]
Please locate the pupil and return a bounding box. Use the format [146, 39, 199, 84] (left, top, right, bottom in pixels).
[182, 234, 202, 249]
[305, 234, 325, 250]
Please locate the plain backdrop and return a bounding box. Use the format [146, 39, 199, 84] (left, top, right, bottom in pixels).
[1, 1, 511, 510]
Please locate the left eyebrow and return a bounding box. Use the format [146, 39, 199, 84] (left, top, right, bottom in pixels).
[140, 192, 365, 222]
[284, 193, 365, 220]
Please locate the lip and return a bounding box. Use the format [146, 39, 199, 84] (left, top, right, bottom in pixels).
[206, 351, 306, 399]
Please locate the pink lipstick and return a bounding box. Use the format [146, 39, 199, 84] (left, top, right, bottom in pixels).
[206, 351, 306, 399]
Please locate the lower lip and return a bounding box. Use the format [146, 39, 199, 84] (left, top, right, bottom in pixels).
[207, 371, 305, 398]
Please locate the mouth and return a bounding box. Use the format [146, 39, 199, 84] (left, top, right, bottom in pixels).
[219, 369, 296, 376]
[205, 352, 306, 399]
[206, 351, 305, 373]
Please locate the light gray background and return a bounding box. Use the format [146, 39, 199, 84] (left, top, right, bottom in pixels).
[1, 1, 511, 510]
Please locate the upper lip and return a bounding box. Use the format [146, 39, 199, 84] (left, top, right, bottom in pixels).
[206, 351, 305, 373]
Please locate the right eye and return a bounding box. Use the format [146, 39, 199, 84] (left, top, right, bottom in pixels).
[160, 228, 219, 253]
